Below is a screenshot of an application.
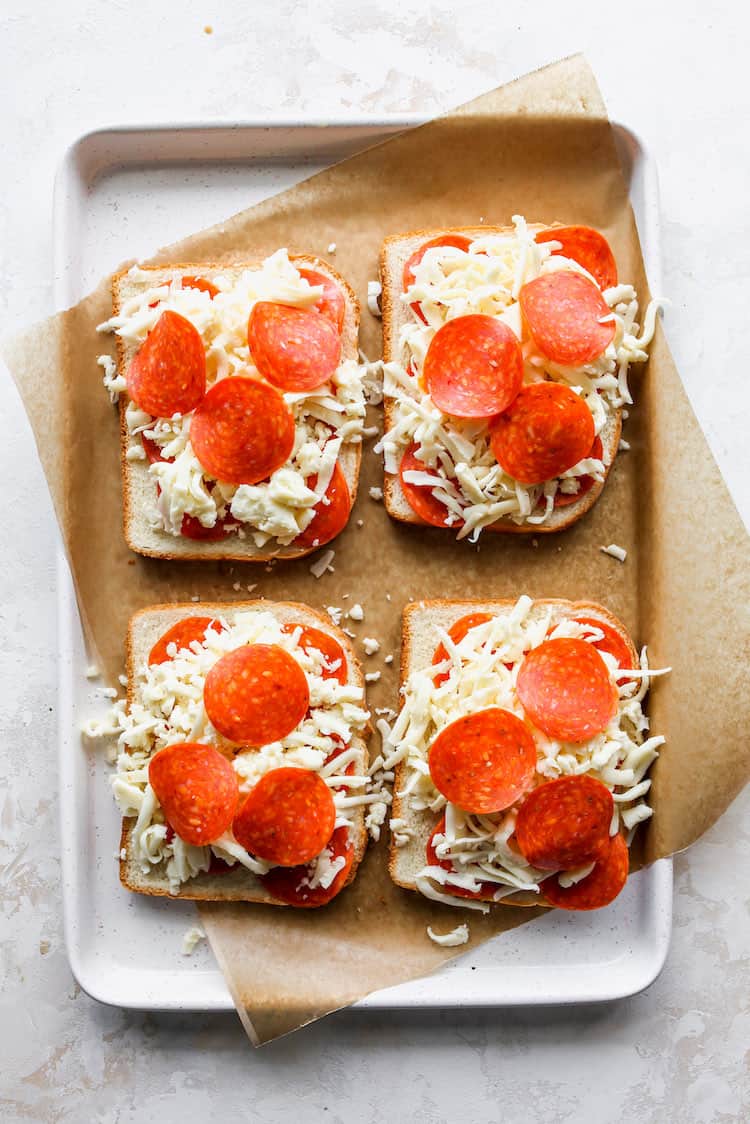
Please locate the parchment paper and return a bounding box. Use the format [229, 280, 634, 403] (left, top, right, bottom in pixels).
[4, 56, 749, 1044]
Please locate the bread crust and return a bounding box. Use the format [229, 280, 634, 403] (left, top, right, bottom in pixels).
[387, 597, 637, 909]
[119, 600, 371, 906]
[111, 256, 361, 561]
[378, 224, 622, 535]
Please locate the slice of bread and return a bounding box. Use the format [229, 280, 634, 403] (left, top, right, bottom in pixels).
[120, 600, 370, 904]
[379, 226, 622, 535]
[112, 257, 361, 560]
[388, 598, 637, 908]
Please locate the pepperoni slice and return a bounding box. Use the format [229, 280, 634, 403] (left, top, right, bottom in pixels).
[428, 708, 537, 814]
[148, 742, 239, 846]
[297, 268, 346, 333]
[536, 226, 618, 291]
[425, 815, 496, 901]
[282, 622, 347, 685]
[148, 616, 223, 665]
[424, 315, 523, 419]
[572, 615, 634, 685]
[232, 767, 335, 866]
[541, 832, 629, 910]
[148, 275, 219, 308]
[126, 311, 206, 417]
[514, 776, 613, 871]
[258, 825, 351, 907]
[247, 301, 341, 392]
[490, 382, 595, 485]
[548, 434, 603, 507]
[181, 275, 220, 299]
[399, 442, 464, 529]
[519, 272, 615, 366]
[516, 638, 618, 743]
[190, 376, 294, 485]
[402, 234, 473, 324]
[204, 644, 309, 744]
[294, 462, 351, 549]
[432, 613, 493, 687]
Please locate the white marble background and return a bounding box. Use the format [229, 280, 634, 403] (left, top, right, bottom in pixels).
[1, 2, 748, 1121]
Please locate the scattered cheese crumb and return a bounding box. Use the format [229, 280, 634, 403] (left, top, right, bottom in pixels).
[362, 637, 380, 656]
[600, 543, 628, 563]
[386, 594, 391, 602]
[119, 848, 127, 860]
[118, 674, 128, 687]
[619, 438, 631, 451]
[368, 487, 383, 501]
[181, 926, 206, 956]
[532, 538, 539, 548]
[98, 687, 118, 700]
[327, 241, 337, 254]
[85, 665, 100, 680]
[343, 627, 356, 639]
[348, 603, 364, 621]
[365, 671, 381, 683]
[125, 445, 147, 462]
[191, 595, 200, 603]
[326, 606, 343, 626]
[309, 549, 336, 579]
[356, 519, 364, 528]
[232, 582, 241, 592]
[246, 584, 257, 594]
[427, 923, 470, 948]
[367, 280, 382, 318]
[384, 654, 394, 665]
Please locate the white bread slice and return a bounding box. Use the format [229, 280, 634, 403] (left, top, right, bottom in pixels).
[112, 257, 361, 560]
[388, 598, 637, 908]
[379, 226, 622, 534]
[120, 600, 370, 904]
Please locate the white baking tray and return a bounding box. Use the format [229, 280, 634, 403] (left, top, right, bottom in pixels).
[54, 117, 672, 1012]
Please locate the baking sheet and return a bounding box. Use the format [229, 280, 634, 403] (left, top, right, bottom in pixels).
[53, 117, 671, 1013]
[4, 56, 748, 1044]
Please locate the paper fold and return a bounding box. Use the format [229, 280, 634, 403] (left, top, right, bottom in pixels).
[4, 55, 747, 1044]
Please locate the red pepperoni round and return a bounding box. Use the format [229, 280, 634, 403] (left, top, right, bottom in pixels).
[126, 311, 206, 417]
[399, 442, 464, 529]
[516, 638, 618, 743]
[204, 644, 309, 745]
[232, 767, 335, 866]
[425, 815, 496, 901]
[428, 708, 537, 814]
[572, 615, 634, 685]
[148, 616, 223, 665]
[148, 275, 219, 308]
[282, 622, 347, 685]
[424, 315, 523, 419]
[432, 613, 493, 687]
[148, 742, 239, 846]
[190, 376, 295, 485]
[181, 274, 220, 299]
[402, 234, 473, 323]
[297, 268, 346, 333]
[519, 271, 615, 366]
[259, 825, 353, 906]
[541, 832, 629, 910]
[490, 382, 595, 485]
[548, 434, 603, 507]
[515, 776, 613, 871]
[294, 462, 351, 549]
[247, 301, 341, 392]
[536, 226, 618, 291]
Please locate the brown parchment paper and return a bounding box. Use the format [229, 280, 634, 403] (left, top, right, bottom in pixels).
[4, 56, 749, 1044]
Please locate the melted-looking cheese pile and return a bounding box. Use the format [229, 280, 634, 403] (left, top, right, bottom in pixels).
[376, 216, 662, 540]
[96, 610, 374, 893]
[381, 596, 667, 913]
[97, 251, 366, 547]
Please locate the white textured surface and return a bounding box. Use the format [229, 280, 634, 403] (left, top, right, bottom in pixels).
[0, 2, 748, 1120]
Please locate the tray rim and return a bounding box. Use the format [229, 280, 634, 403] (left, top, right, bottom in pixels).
[54, 114, 672, 1013]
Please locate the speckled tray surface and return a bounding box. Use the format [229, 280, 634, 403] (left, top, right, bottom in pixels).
[55, 118, 672, 1011]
